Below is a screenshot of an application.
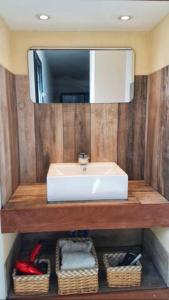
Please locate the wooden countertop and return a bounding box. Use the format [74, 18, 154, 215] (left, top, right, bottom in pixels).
[2, 180, 169, 233]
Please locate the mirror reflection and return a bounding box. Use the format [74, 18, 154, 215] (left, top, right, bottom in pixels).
[28, 48, 134, 104]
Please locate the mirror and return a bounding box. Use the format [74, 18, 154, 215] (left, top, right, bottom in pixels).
[28, 48, 134, 104]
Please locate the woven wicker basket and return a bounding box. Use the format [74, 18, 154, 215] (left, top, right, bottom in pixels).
[13, 259, 50, 295]
[56, 238, 99, 295]
[103, 252, 142, 288]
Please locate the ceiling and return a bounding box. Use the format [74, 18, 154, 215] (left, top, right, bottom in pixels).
[0, 0, 169, 31]
[43, 50, 89, 79]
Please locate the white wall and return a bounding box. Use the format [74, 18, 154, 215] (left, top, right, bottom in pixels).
[0, 223, 16, 300]
[37, 50, 54, 103]
[0, 16, 17, 300]
[90, 49, 134, 103]
[28, 50, 36, 103]
[0, 230, 7, 300]
[28, 50, 54, 103]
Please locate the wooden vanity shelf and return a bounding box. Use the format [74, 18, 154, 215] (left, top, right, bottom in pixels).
[7, 237, 169, 300]
[2, 180, 169, 233]
[8, 282, 169, 300]
[7, 244, 169, 300]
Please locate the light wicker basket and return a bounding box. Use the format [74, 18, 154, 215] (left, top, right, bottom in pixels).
[103, 252, 142, 288]
[13, 259, 50, 295]
[56, 238, 99, 295]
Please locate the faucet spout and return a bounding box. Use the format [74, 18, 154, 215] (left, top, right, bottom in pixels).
[78, 153, 89, 165]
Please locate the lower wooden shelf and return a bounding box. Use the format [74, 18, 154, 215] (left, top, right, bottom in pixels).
[8, 247, 169, 300]
[2, 181, 169, 233]
[8, 287, 169, 300]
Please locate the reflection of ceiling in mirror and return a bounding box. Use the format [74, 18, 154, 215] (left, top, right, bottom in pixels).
[43, 50, 89, 80]
[0, 0, 169, 31]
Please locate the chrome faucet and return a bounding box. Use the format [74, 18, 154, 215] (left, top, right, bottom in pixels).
[78, 153, 89, 165]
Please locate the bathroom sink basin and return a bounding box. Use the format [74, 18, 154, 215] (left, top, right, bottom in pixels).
[47, 162, 128, 202]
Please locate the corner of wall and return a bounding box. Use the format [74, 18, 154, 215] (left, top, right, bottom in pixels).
[0, 16, 18, 300]
[150, 13, 169, 73]
[147, 13, 169, 250]
[0, 16, 12, 72]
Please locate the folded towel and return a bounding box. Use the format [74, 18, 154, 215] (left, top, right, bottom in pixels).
[59, 240, 92, 253]
[61, 252, 95, 270]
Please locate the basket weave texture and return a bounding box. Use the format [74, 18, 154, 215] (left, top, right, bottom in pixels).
[13, 259, 50, 295]
[103, 252, 142, 288]
[56, 238, 99, 295]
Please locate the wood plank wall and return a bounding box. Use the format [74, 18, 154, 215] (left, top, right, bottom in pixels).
[0, 66, 19, 206]
[145, 66, 169, 200]
[15, 75, 148, 183]
[2, 64, 169, 203]
[118, 76, 147, 180]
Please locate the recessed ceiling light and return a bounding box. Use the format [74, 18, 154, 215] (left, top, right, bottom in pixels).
[118, 15, 133, 21]
[36, 14, 50, 20]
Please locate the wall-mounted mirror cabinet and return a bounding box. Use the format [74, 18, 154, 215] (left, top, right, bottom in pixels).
[28, 48, 134, 104]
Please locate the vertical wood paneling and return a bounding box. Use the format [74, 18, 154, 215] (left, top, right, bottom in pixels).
[118, 76, 147, 180]
[0, 66, 12, 205]
[161, 67, 169, 199]
[15, 75, 147, 183]
[145, 71, 162, 189]
[0, 66, 19, 206]
[1, 64, 169, 204]
[6, 71, 20, 190]
[91, 104, 118, 162]
[145, 66, 169, 200]
[15, 75, 36, 183]
[34, 104, 63, 182]
[63, 104, 91, 162]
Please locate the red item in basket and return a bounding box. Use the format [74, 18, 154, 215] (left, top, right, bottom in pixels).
[15, 261, 43, 275]
[29, 243, 42, 262]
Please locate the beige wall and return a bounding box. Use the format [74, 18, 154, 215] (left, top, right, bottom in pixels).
[10, 31, 150, 75]
[150, 14, 169, 73]
[0, 16, 16, 300]
[1, 12, 169, 75]
[7, 14, 169, 75]
[0, 17, 11, 71]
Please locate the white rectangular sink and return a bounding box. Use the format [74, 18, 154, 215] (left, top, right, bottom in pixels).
[47, 162, 128, 202]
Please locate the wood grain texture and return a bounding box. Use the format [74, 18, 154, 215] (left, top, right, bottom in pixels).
[0, 66, 19, 206]
[0, 66, 12, 205]
[34, 104, 63, 182]
[145, 66, 169, 200]
[145, 71, 162, 190]
[8, 236, 167, 300]
[160, 66, 169, 199]
[91, 104, 118, 162]
[118, 76, 147, 180]
[2, 181, 169, 233]
[15, 75, 147, 182]
[8, 288, 169, 300]
[5, 71, 20, 191]
[15, 75, 36, 183]
[63, 104, 91, 162]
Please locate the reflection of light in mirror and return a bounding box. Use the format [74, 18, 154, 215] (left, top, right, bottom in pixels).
[36, 14, 50, 20]
[118, 15, 133, 21]
[92, 178, 101, 194]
